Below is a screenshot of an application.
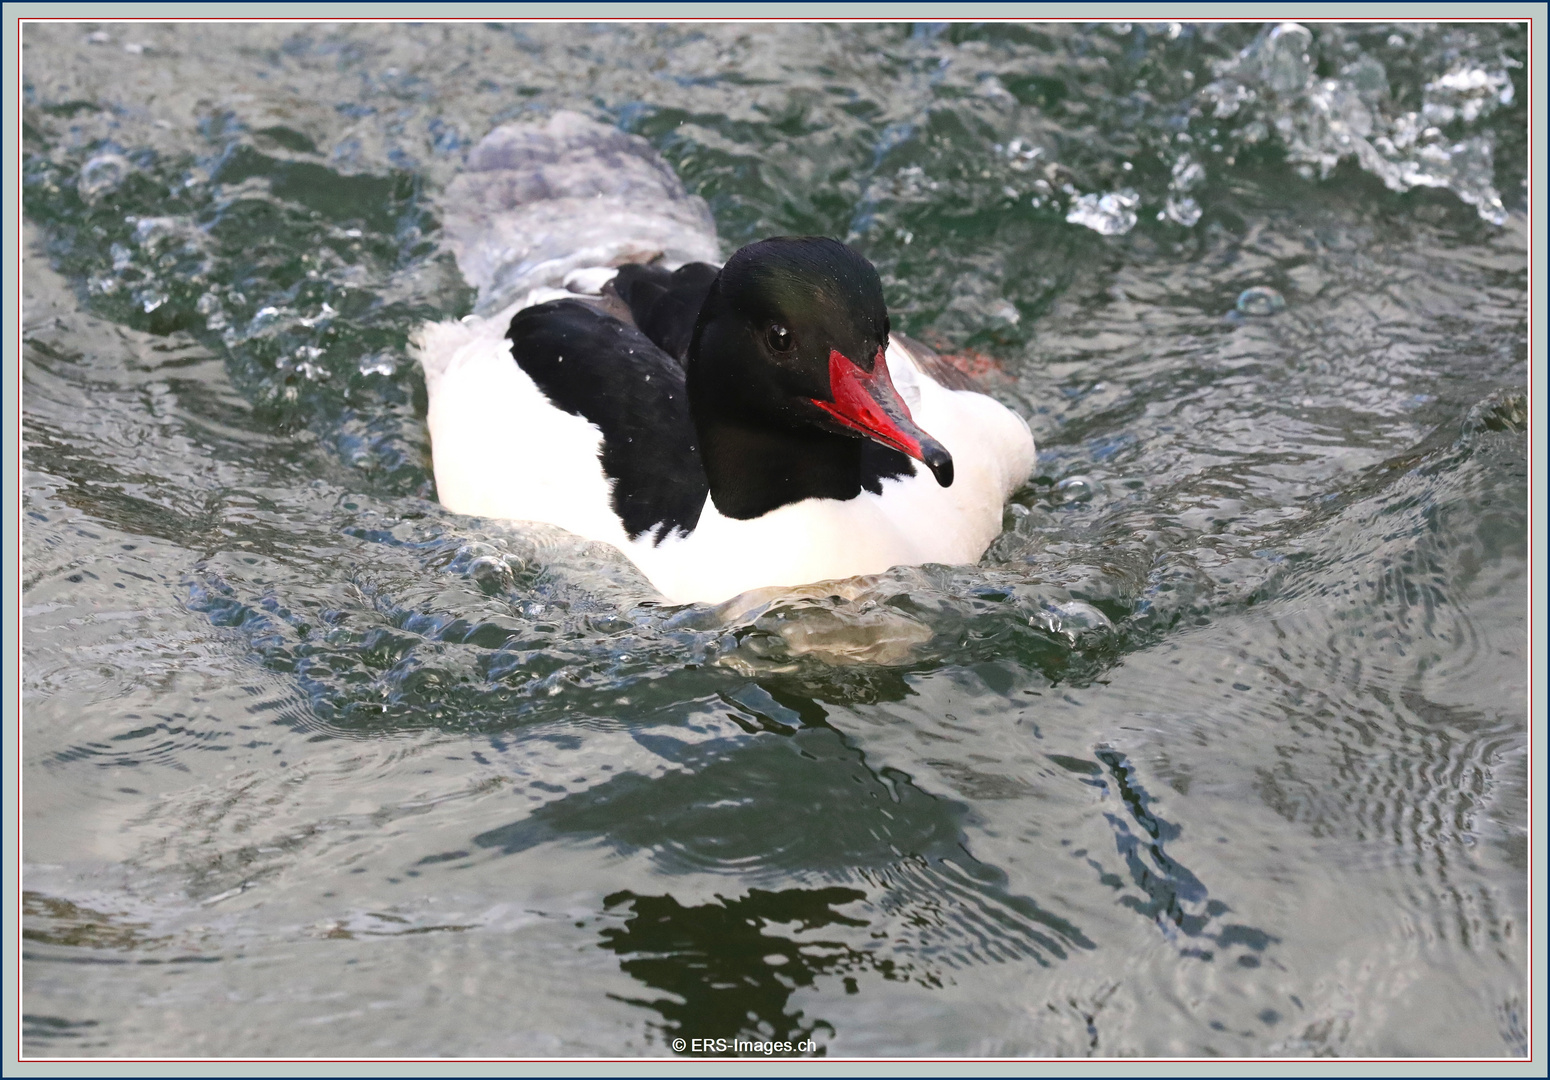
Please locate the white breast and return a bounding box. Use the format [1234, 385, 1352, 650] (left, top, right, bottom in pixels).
[623, 341, 1036, 603]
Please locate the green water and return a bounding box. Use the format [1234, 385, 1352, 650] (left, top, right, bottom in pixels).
[22, 21, 1527, 1056]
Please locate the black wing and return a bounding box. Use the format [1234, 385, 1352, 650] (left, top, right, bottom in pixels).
[507, 299, 709, 544]
[609, 261, 720, 362]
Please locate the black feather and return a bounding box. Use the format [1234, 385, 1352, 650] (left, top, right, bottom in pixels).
[859, 442, 916, 492]
[610, 262, 719, 362]
[507, 299, 708, 543]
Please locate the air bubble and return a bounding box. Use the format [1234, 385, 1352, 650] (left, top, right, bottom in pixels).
[1236, 287, 1286, 316]
[1031, 600, 1115, 644]
[77, 153, 133, 201]
[1056, 476, 1101, 503]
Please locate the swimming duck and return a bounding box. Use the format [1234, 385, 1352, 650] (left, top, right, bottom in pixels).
[414, 113, 1035, 605]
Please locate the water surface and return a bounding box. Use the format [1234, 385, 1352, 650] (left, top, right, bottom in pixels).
[22, 21, 1527, 1057]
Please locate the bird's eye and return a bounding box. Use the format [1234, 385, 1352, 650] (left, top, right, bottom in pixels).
[766, 323, 793, 352]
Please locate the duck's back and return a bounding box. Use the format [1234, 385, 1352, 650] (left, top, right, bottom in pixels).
[439, 111, 721, 320]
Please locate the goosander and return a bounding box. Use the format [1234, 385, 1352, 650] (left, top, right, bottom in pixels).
[413, 113, 1035, 605]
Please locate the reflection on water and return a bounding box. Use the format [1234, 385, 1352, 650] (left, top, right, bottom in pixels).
[23, 892, 170, 953]
[474, 714, 1096, 1040]
[599, 888, 875, 1053]
[1090, 749, 1277, 964]
[21, 20, 1527, 1058]
[472, 723, 976, 877]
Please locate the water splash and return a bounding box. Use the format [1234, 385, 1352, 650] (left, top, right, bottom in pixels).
[1065, 189, 1139, 236]
[1199, 22, 1515, 224]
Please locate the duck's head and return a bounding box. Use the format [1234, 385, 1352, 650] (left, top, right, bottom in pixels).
[687, 237, 954, 491]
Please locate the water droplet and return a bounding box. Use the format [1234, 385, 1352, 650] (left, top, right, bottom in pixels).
[1260, 23, 1313, 95]
[1236, 287, 1286, 316]
[1032, 600, 1114, 644]
[133, 216, 178, 246]
[1165, 196, 1202, 227]
[358, 352, 398, 377]
[467, 555, 515, 596]
[1056, 476, 1100, 503]
[77, 153, 133, 201]
[1171, 155, 1206, 192]
[1065, 189, 1139, 236]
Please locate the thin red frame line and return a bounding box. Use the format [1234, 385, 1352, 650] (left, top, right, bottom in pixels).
[9, 8, 1537, 1066]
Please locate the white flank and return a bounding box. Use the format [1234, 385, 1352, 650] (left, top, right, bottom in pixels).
[412, 296, 635, 553]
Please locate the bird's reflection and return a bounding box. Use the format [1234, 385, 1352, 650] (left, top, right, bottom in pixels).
[473, 700, 1097, 1050]
[597, 886, 887, 1053]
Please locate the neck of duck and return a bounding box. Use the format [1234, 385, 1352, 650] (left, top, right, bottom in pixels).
[684, 269, 878, 520]
[690, 406, 867, 520]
